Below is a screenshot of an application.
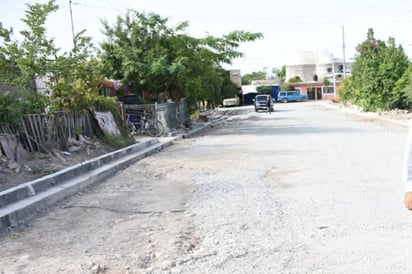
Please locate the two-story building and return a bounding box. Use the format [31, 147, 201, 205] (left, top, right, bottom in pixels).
[285, 49, 352, 100]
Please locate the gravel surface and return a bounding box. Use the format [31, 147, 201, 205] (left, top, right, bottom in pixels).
[1, 101, 412, 274]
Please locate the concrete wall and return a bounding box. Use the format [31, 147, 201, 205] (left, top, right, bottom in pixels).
[286, 64, 316, 82]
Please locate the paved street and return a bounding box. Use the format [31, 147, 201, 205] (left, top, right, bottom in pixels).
[1, 101, 412, 273]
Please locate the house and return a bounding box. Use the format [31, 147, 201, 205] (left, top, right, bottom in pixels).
[288, 82, 336, 101]
[285, 49, 353, 100]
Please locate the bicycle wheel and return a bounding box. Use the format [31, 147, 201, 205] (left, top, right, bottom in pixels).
[147, 120, 164, 137]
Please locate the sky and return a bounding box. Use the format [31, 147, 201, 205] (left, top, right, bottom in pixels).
[1, 0, 411, 75]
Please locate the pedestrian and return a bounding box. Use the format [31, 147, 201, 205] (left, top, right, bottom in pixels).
[266, 96, 272, 114]
[404, 122, 412, 210]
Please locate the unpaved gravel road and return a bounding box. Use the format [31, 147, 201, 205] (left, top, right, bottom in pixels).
[1, 101, 412, 274]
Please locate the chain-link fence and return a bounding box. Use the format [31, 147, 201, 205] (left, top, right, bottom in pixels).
[123, 97, 190, 135]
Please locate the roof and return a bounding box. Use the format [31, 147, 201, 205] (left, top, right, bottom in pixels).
[241, 85, 258, 95]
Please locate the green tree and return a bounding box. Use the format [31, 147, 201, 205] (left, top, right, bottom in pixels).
[0, 0, 107, 113]
[256, 85, 273, 94]
[381, 37, 410, 109]
[241, 71, 267, 85]
[339, 28, 410, 111]
[0, 0, 58, 93]
[392, 65, 412, 108]
[100, 11, 262, 110]
[288, 76, 302, 83]
[270, 66, 285, 82]
[322, 77, 330, 86]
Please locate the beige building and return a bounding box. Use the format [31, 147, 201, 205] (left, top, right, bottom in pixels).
[227, 69, 241, 88]
[286, 49, 351, 83]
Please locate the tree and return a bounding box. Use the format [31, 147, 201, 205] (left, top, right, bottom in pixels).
[99, 10, 263, 110]
[392, 65, 412, 108]
[0, 0, 107, 113]
[0, 0, 59, 93]
[279, 65, 286, 81]
[241, 71, 267, 85]
[338, 28, 410, 111]
[288, 76, 302, 83]
[271, 66, 285, 82]
[256, 85, 273, 94]
[322, 77, 330, 86]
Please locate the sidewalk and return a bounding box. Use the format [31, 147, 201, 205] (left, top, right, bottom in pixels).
[320, 100, 411, 128]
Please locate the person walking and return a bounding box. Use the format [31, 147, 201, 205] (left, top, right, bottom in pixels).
[266, 96, 272, 114]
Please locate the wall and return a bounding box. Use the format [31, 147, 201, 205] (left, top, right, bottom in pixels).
[286, 64, 316, 82]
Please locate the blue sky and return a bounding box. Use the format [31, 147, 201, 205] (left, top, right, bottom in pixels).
[1, 0, 411, 75]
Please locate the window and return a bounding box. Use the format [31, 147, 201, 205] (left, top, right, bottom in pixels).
[294, 87, 302, 94]
[323, 87, 335, 94]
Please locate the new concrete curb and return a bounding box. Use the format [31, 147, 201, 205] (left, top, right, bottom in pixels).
[0, 137, 176, 231]
[0, 117, 222, 232]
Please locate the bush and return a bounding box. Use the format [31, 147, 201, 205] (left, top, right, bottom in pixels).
[0, 93, 23, 127]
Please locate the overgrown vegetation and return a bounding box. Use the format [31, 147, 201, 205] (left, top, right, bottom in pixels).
[99, 10, 262, 109]
[241, 66, 285, 85]
[0, 91, 49, 127]
[338, 28, 411, 111]
[0, 0, 263, 148]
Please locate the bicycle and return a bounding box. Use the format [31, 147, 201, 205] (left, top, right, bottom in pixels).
[126, 110, 164, 137]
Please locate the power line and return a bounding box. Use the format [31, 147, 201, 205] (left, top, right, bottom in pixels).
[386, 7, 412, 33]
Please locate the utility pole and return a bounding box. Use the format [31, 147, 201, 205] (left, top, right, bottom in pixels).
[69, 0, 75, 47]
[332, 55, 336, 98]
[342, 25, 346, 78]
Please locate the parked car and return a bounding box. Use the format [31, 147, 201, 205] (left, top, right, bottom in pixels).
[278, 91, 308, 103]
[222, 97, 240, 107]
[253, 94, 274, 112]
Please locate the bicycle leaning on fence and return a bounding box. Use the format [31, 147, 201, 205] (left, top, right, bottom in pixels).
[126, 110, 164, 137]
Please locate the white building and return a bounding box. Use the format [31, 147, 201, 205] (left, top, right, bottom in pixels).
[286, 49, 351, 83]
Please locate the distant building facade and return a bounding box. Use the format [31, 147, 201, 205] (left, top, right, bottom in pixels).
[286, 49, 351, 83]
[285, 49, 353, 100]
[227, 69, 241, 88]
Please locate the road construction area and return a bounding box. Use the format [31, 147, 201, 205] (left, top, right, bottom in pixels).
[1, 101, 412, 273]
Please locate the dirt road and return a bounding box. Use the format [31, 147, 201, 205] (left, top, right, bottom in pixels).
[1, 101, 412, 273]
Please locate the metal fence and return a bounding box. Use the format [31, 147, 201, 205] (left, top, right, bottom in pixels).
[123, 98, 190, 133]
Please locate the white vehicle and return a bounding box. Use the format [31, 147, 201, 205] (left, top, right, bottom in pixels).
[222, 97, 240, 107]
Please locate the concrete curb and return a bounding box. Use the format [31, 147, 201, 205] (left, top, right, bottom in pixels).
[321, 102, 410, 128]
[0, 117, 222, 232]
[0, 138, 176, 231]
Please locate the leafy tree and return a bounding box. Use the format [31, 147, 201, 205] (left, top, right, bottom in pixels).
[241, 71, 267, 85]
[0, 0, 58, 93]
[0, 0, 108, 114]
[280, 83, 292, 91]
[288, 76, 302, 83]
[392, 65, 412, 108]
[279, 65, 286, 82]
[322, 77, 330, 86]
[48, 33, 105, 111]
[338, 28, 410, 111]
[382, 37, 410, 109]
[256, 86, 273, 94]
[100, 11, 262, 110]
[270, 66, 285, 82]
